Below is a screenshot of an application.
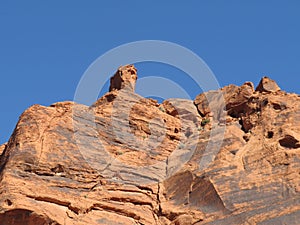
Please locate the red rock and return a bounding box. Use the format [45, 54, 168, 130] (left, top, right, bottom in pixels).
[255, 76, 281, 93]
[0, 143, 6, 156]
[109, 64, 138, 92]
[194, 82, 254, 119]
[0, 70, 299, 224]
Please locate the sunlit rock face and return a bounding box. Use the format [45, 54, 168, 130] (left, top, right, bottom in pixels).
[0, 71, 299, 225]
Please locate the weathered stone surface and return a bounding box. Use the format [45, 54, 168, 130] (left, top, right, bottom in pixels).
[194, 82, 254, 119]
[109, 64, 138, 92]
[0, 72, 299, 225]
[0, 209, 59, 225]
[0, 143, 6, 156]
[255, 76, 281, 93]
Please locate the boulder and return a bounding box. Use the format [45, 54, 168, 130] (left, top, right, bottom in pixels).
[255, 76, 281, 93]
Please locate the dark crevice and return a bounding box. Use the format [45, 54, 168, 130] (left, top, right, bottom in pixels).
[267, 131, 274, 139]
[279, 135, 300, 149]
[272, 103, 287, 110]
[5, 199, 12, 206]
[243, 135, 250, 142]
[157, 182, 163, 217]
[106, 93, 117, 102]
[230, 150, 239, 155]
[51, 164, 65, 173]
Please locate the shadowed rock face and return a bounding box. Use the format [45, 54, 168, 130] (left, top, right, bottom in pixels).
[0, 72, 299, 225]
[0, 209, 59, 225]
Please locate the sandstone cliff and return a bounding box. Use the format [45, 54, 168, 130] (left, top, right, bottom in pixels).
[0, 66, 299, 225]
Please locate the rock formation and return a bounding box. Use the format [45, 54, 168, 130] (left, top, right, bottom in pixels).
[109, 65, 138, 92]
[0, 66, 299, 225]
[255, 76, 281, 93]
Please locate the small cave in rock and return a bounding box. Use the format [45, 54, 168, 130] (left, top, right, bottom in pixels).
[239, 117, 253, 133]
[279, 135, 300, 149]
[230, 149, 239, 155]
[261, 98, 269, 107]
[267, 131, 274, 139]
[105, 93, 116, 102]
[169, 135, 176, 141]
[272, 102, 287, 111]
[243, 134, 251, 142]
[5, 199, 12, 206]
[51, 164, 65, 173]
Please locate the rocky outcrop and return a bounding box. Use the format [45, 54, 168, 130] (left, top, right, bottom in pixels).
[0, 72, 299, 225]
[109, 65, 138, 92]
[255, 76, 281, 93]
[194, 82, 254, 118]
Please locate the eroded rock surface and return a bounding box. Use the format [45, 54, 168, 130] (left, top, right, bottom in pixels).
[255, 76, 281, 93]
[0, 73, 299, 225]
[0, 144, 6, 156]
[109, 65, 138, 92]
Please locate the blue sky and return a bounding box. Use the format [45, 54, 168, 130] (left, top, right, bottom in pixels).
[0, 1, 299, 144]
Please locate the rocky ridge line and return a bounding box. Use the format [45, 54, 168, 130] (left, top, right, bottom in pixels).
[0, 66, 299, 225]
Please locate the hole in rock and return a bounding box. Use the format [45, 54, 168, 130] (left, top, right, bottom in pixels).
[267, 131, 274, 139]
[5, 199, 12, 206]
[279, 135, 300, 149]
[51, 164, 65, 173]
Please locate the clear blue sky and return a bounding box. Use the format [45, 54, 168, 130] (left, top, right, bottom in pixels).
[0, 1, 299, 144]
